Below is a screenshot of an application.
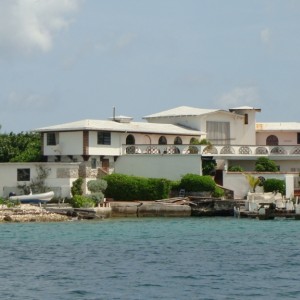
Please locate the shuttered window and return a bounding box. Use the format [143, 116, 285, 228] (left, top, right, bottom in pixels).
[206, 121, 230, 144]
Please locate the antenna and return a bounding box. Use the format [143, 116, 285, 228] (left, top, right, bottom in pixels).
[113, 106, 116, 121]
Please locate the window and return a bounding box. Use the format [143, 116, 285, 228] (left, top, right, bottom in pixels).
[97, 131, 111, 145]
[47, 132, 58, 145]
[297, 133, 300, 144]
[17, 169, 30, 181]
[91, 158, 97, 169]
[206, 121, 230, 144]
[266, 135, 278, 146]
[244, 114, 248, 125]
[174, 136, 182, 145]
[126, 134, 135, 145]
[158, 136, 167, 144]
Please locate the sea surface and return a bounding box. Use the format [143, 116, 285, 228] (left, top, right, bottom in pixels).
[0, 217, 300, 300]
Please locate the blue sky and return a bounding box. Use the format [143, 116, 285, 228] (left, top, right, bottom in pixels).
[1, 0, 300, 133]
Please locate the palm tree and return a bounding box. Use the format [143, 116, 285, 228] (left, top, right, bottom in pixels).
[244, 174, 260, 193]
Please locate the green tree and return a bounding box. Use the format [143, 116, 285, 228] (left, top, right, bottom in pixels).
[255, 157, 278, 172]
[0, 132, 42, 162]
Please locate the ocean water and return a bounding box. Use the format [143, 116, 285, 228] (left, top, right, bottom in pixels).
[1, 217, 300, 300]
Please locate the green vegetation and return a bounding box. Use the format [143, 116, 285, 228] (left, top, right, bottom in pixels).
[0, 197, 19, 207]
[0, 132, 42, 162]
[71, 177, 84, 197]
[104, 174, 171, 201]
[244, 174, 260, 192]
[87, 179, 107, 206]
[180, 173, 216, 193]
[263, 178, 285, 195]
[228, 165, 244, 172]
[255, 157, 278, 172]
[71, 195, 95, 208]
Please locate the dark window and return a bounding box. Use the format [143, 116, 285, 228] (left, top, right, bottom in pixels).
[47, 132, 57, 145]
[174, 136, 182, 145]
[98, 132, 111, 145]
[17, 169, 30, 181]
[126, 134, 135, 145]
[91, 158, 97, 169]
[244, 114, 248, 125]
[297, 133, 300, 144]
[158, 136, 167, 144]
[266, 135, 279, 146]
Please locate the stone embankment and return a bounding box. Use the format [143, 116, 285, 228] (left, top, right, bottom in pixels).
[0, 198, 240, 222]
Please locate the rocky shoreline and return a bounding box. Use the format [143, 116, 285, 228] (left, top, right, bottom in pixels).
[0, 204, 69, 222]
[0, 198, 239, 222]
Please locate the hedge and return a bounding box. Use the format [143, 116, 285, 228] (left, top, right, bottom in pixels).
[103, 174, 171, 201]
[180, 174, 216, 192]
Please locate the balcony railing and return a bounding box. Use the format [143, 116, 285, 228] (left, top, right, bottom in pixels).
[122, 144, 300, 157]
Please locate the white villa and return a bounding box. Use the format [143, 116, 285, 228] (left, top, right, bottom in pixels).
[1, 105, 300, 199]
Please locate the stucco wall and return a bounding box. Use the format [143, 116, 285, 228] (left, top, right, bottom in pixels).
[256, 132, 298, 145]
[114, 155, 202, 181]
[0, 162, 81, 198]
[223, 171, 298, 199]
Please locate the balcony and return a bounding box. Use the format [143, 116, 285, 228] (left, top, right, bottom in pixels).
[122, 144, 300, 159]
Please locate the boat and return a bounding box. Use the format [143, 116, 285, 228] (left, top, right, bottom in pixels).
[8, 191, 54, 204]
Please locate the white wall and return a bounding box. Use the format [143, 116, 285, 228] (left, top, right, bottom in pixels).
[115, 155, 202, 181]
[0, 162, 81, 198]
[44, 131, 83, 156]
[223, 171, 298, 199]
[256, 132, 298, 145]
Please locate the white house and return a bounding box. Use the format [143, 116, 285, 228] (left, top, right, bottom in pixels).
[1, 105, 300, 199]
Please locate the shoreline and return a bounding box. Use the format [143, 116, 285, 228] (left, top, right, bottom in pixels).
[0, 198, 239, 222]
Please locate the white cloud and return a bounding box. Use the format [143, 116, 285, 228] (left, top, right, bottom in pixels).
[260, 28, 271, 45]
[0, 0, 81, 56]
[217, 86, 261, 108]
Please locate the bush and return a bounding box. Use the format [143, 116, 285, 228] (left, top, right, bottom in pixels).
[212, 186, 225, 198]
[71, 195, 95, 208]
[87, 192, 105, 205]
[180, 174, 216, 192]
[87, 179, 107, 193]
[255, 157, 278, 172]
[71, 177, 84, 197]
[103, 174, 171, 200]
[228, 165, 244, 172]
[263, 178, 285, 195]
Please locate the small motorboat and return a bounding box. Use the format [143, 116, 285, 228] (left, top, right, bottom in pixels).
[8, 190, 54, 204]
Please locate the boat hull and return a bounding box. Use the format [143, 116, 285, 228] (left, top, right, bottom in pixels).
[9, 191, 54, 203]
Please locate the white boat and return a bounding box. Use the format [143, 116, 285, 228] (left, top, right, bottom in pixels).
[9, 191, 54, 203]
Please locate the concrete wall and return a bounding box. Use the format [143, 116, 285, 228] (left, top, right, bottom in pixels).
[223, 171, 298, 199]
[0, 162, 81, 199]
[44, 131, 83, 156]
[256, 132, 298, 145]
[115, 155, 202, 180]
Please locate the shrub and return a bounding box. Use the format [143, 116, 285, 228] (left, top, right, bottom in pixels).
[228, 165, 244, 172]
[71, 195, 95, 208]
[87, 192, 105, 205]
[255, 157, 278, 172]
[212, 186, 225, 198]
[103, 174, 171, 200]
[87, 179, 107, 193]
[180, 174, 216, 192]
[263, 178, 285, 195]
[71, 177, 84, 197]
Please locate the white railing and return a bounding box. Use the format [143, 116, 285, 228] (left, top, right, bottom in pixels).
[121, 144, 300, 157]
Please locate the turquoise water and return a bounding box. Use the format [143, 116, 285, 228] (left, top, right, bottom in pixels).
[1, 217, 300, 300]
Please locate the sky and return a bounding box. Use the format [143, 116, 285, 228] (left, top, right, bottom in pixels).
[1, 0, 300, 133]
